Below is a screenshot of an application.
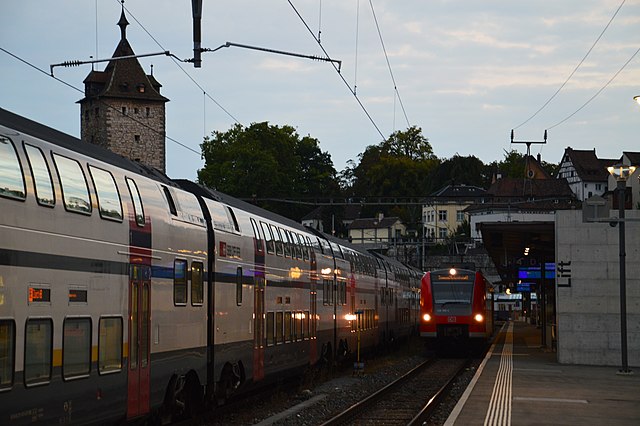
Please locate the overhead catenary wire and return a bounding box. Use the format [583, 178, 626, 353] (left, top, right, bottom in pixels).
[0, 46, 202, 157]
[368, 0, 410, 128]
[513, 0, 627, 130]
[546, 46, 640, 130]
[287, 0, 386, 140]
[119, 0, 240, 125]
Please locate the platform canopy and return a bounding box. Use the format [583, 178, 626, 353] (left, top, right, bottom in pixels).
[478, 221, 555, 284]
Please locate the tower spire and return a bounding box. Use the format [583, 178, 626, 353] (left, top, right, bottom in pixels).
[118, 1, 129, 41]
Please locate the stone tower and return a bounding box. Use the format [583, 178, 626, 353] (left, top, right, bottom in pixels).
[78, 7, 169, 173]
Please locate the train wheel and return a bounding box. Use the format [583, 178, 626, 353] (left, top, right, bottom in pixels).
[161, 372, 202, 423]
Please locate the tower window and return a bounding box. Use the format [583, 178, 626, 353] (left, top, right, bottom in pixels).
[137, 84, 145, 93]
[146, 107, 150, 117]
[134, 135, 140, 143]
[134, 108, 139, 114]
[121, 107, 126, 115]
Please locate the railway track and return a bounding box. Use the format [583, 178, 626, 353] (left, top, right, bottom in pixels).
[319, 357, 471, 426]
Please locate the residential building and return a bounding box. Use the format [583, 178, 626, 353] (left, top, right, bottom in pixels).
[348, 213, 406, 246]
[422, 184, 487, 243]
[557, 147, 617, 201]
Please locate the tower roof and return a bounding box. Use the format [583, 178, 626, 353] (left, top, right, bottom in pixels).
[78, 7, 168, 103]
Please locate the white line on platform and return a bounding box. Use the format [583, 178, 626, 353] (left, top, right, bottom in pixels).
[513, 396, 588, 404]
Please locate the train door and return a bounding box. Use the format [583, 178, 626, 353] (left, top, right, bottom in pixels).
[253, 276, 265, 381]
[127, 264, 151, 418]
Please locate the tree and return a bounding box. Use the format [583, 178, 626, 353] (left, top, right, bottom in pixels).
[347, 126, 438, 223]
[198, 122, 339, 219]
[428, 154, 491, 190]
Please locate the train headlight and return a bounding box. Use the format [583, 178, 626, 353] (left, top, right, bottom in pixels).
[422, 313, 432, 322]
[474, 313, 484, 322]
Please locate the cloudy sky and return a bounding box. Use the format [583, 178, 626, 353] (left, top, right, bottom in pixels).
[2, 0, 639, 181]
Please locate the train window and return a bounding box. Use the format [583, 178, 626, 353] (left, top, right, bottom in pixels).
[236, 267, 243, 306]
[207, 201, 233, 232]
[275, 312, 284, 344]
[280, 228, 292, 257]
[226, 207, 240, 232]
[141, 283, 150, 368]
[53, 154, 91, 215]
[271, 225, 284, 256]
[63, 317, 91, 380]
[250, 218, 264, 253]
[310, 293, 317, 338]
[191, 261, 204, 306]
[266, 312, 274, 346]
[89, 166, 123, 222]
[24, 318, 53, 386]
[98, 317, 122, 374]
[323, 279, 333, 305]
[174, 259, 188, 305]
[260, 222, 275, 254]
[0, 136, 26, 201]
[284, 312, 292, 342]
[0, 320, 15, 388]
[24, 143, 54, 207]
[126, 178, 145, 226]
[303, 311, 310, 340]
[296, 312, 303, 341]
[292, 233, 303, 259]
[161, 185, 177, 216]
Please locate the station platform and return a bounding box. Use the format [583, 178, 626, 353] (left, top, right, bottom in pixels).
[445, 321, 640, 426]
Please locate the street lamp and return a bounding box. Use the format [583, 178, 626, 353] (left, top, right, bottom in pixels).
[607, 163, 636, 375]
[634, 95, 640, 106]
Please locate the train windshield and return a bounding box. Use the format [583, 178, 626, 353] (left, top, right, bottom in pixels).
[431, 281, 474, 305]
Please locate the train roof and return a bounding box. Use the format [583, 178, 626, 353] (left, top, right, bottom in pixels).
[0, 107, 175, 187]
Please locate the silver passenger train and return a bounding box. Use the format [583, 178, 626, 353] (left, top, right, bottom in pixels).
[0, 107, 421, 424]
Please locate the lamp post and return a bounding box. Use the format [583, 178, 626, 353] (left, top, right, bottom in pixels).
[607, 164, 636, 375]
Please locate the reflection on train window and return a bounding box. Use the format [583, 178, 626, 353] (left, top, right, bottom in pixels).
[24, 318, 52, 386]
[208, 200, 236, 232]
[53, 153, 91, 214]
[63, 318, 91, 379]
[161, 185, 177, 216]
[0, 320, 15, 388]
[266, 312, 274, 346]
[236, 267, 243, 306]
[89, 166, 123, 221]
[0, 136, 26, 200]
[271, 225, 284, 256]
[191, 261, 204, 306]
[260, 221, 275, 254]
[284, 311, 292, 342]
[250, 218, 264, 253]
[304, 311, 310, 340]
[126, 178, 145, 226]
[98, 317, 122, 374]
[174, 259, 188, 305]
[323, 279, 333, 305]
[281, 229, 292, 257]
[24, 143, 55, 207]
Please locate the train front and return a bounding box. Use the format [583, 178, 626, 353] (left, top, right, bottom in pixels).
[420, 268, 487, 345]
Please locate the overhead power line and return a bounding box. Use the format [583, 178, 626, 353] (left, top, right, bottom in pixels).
[546, 46, 640, 130]
[0, 46, 202, 157]
[368, 0, 410, 128]
[287, 0, 386, 140]
[513, 0, 627, 130]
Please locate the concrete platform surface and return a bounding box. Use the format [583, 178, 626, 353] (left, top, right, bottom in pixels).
[445, 321, 640, 426]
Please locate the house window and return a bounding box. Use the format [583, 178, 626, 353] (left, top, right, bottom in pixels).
[438, 228, 448, 240]
[456, 210, 465, 222]
[438, 210, 447, 222]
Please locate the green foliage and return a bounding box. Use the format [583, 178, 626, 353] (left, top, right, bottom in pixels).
[428, 154, 492, 189]
[198, 122, 339, 218]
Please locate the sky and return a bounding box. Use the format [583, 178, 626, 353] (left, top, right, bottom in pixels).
[1, 0, 639, 181]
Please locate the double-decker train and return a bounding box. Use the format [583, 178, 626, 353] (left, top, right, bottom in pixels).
[0, 107, 421, 424]
[419, 267, 494, 350]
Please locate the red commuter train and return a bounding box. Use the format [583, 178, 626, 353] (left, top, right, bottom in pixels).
[419, 267, 494, 349]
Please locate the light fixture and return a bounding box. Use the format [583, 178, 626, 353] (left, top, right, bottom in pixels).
[607, 164, 636, 182]
[634, 95, 640, 106]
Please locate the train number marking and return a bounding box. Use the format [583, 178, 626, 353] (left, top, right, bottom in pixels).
[447, 316, 457, 323]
